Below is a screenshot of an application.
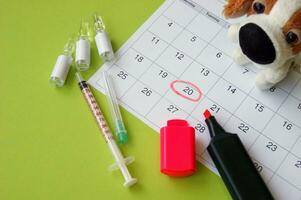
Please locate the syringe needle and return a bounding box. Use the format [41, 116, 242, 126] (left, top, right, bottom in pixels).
[103, 71, 128, 144]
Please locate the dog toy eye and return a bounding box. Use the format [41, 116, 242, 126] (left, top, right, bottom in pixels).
[286, 30, 301, 45]
[253, 2, 265, 14]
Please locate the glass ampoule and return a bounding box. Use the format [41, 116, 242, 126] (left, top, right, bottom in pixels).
[50, 37, 74, 87]
[94, 13, 114, 62]
[75, 18, 91, 71]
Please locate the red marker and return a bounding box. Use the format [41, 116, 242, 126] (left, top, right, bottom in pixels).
[203, 109, 273, 200]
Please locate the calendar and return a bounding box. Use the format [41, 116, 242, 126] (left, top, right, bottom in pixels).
[89, 0, 301, 199]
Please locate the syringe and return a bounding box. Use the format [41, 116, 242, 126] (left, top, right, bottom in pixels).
[75, 72, 137, 187]
[103, 71, 128, 144]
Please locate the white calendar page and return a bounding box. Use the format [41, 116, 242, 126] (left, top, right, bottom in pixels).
[89, 0, 301, 199]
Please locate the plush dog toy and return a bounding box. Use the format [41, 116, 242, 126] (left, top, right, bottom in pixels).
[223, 0, 301, 89]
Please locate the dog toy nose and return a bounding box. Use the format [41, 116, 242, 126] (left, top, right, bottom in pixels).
[239, 23, 276, 65]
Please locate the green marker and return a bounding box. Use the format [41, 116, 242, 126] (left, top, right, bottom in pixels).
[103, 71, 128, 144]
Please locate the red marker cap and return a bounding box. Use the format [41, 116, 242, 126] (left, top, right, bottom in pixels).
[160, 119, 196, 177]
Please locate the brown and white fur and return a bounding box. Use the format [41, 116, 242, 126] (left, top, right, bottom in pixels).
[224, 0, 301, 89]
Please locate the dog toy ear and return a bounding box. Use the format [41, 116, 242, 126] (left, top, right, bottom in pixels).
[224, 0, 254, 19]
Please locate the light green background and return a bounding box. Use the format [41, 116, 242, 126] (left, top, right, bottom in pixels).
[0, 0, 230, 199]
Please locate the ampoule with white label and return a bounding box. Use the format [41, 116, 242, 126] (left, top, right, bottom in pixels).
[75, 19, 91, 71]
[50, 37, 74, 87]
[94, 14, 114, 62]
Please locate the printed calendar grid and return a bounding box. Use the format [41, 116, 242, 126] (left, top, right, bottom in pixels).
[148, 13, 235, 159]
[257, 79, 301, 184]
[137, 11, 226, 118]
[141, 14, 301, 115]
[110, 14, 301, 154]
[90, 0, 301, 197]
[102, 0, 301, 190]
[138, 3, 205, 119]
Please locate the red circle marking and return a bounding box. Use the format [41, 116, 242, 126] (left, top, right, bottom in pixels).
[170, 80, 202, 102]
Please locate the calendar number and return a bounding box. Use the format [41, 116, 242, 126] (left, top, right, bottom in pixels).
[191, 36, 197, 42]
[295, 160, 301, 168]
[170, 80, 202, 102]
[210, 104, 221, 113]
[117, 71, 128, 80]
[183, 86, 194, 95]
[255, 103, 264, 112]
[238, 123, 249, 133]
[168, 22, 173, 27]
[242, 68, 249, 74]
[167, 105, 179, 113]
[141, 88, 152, 96]
[227, 85, 237, 94]
[216, 52, 222, 58]
[158, 70, 168, 78]
[151, 37, 160, 44]
[283, 121, 293, 130]
[175, 52, 185, 60]
[135, 54, 144, 62]
[298, 103, 301, 110]
[200, 67, 210, 76]
[195, 123, 206, 133]
[266, 141, 277, 152]
[269, 87, 276, 92]
[253, 162, 263, 173]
